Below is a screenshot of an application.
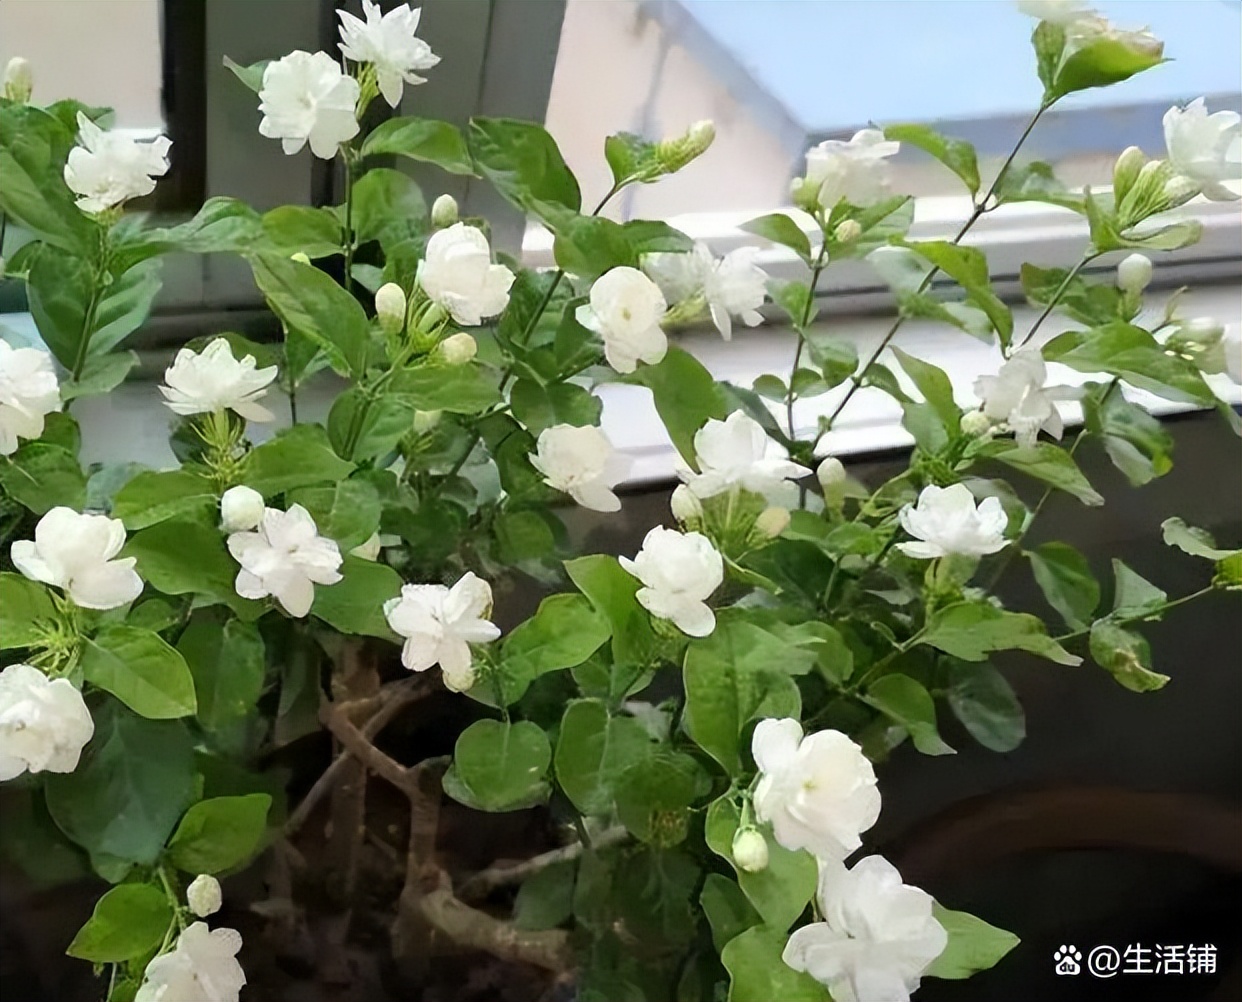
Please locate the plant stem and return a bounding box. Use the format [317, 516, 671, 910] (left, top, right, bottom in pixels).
[849, 627, 927, 695]
[342, 152, 357, 295]
[1052, 585, 1217, 644]
[815, 101, 1053, 445]
[157, 865, 186, 932]
[1016, 250, 1101, 350]
[785, 255, 827, 439]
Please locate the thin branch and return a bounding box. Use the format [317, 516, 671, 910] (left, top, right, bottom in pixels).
[458, 826, 628, 901]
[321, 702, 417, 793]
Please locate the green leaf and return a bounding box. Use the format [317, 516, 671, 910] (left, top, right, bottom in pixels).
[178, 612, 267, 733]
[739, 213, 812, 261]
[1110, 559, 1167, 618]
[261, 205, 342, 258]
[0, 104, 94, 252]
[469, 117, 581, 219]
[705, 797, 817, 933]
[494, 594, 611, 705]
[61, 350, 139, 402]
[554, 699, 652, 816]
[1043, 322, 1215, 407]
[899, 293, 993, 343]
[721, 927, 830, 1002]
[623, 344, 728, 466]
[240, 423, 356, 497]
[509, 378, 602, 436]
[287, 479, 381, 550]
[65, 883, 172, 962]
[222, 55, 269, 93]
[603, 131, 661, 186]
[885, 123, 979, 194]
[0, 442, 87, 514]
[310, 555, 402, 638]
[513, 861, 575, 930]
[947, 663, 1026, 753]
[1025, 541, 1099, 630]
[701, 874, 761, 953]
[982, 441, 1104, 506]
[1020, 263, 1122, 327]
[804, 331, 859, 389]
[902, 240, 1012, 346]
[326, 389, 414, 462]
[350, 167, 427, 253]
[994, 160, 1084, 212]
[926, 903, 1020, 979]
[250, 254, 371, 377]
[139, 196, 264, 255]
[863, 673, 955, 755]
[552, 215, 637, 281]
[920, 601, 1081, 665]
[613, 751, 708, 845]
[831, 195, 915, 260]
[1082, 382, 1173, 486]
[1047, 33, 1165, 102]
[1089, 620, 1168, 692]
[387, 363, 503, 414]
[0, 573, 57, 649]
[166, 793, 272, 874]
[448, 719, 552, 812]
[81, 625, 197, 720]
[1160, 516, 1240, 561]
[682, 615, 803, 775]
[45, 702, 196, 865]
[359, 116, 474, 174]
[111, 469, 217, 530]
[565, 554, 657, 667]
[124, 518, 263, 619]
[892, 346, 961, 430]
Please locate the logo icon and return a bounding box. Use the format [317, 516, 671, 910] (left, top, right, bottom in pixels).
[1054, 945, 1083, 975]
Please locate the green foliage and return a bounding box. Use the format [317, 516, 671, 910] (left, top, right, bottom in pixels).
[66, 883, 172, 963]
[555, 699, 653, 815]
[81, 625, 198, 720]
[920, 601, 1081, 665]
[445, 719, 553, 811]
[946, 663, 1026, 753]
[1089, 620, 1169, 692]
[469, 117, 581, 220]
[926, 903, 1021, 979]
[740, 213, 812, 262]
[177, 612, 267, 734]
[863, 673, 955, 755]
[166, 794, 273, 874]
[1025, 542, 1100, 630]
[240, 424, 356, 497]
[111, 469, 218, 529]
[721, 926, 830, 1002]
[0, 572, 56, 649]
[885, 124, 980, 195]
[623, 345, 728, 466]
[359, 116, 474, 174]
[901, 240, 1013, 346]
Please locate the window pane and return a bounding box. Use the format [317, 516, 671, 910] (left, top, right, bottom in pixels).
[545, 0, 1242, 217]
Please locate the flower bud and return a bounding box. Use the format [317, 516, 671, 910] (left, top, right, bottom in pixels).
[731, 827, 769, 874]
[790, 176, 821, 212]
[670, 484, 703, 524]
[657, 120, 716, 173]
[1161, 174, 1200, 207]
[431, 193, 458, 228]
[754, 506, 791, 540]
[1180, 316, 1224, 341]
[1116, 253, 1152, 295]
[289, 251, 312, 266]
[959, 410, 993, 438]
[3, 57, 33, 103]
[437, 332, 477, 365]
[833, 219, 863, 243]
[413, 409, 442, 434]
[186, 874, 222, 918]
[1112, 145, 1145, 202]
[350, 532, 382, 561]
[816, 456, 846, 491]
[375, 282, 407, 334]
[220, 485, 265, 533]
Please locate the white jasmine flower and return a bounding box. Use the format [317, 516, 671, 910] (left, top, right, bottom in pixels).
[896, 483, 1008, 560]
[0, 664, 94, 782]
[219, 485, 265, 533]
[973, 348, 1079, 448]
[783, 855, 947, 1002]
[338, 0, 439, 108]
[0, 339, 60, 457]
[134, 922, 246, 1002]
[416, 223, 514, 326]
[619, 526, 723, 638]
[530, 424, 628, 513]
[1065, 15, 1162, 60]
[1116, 253, 1153, 294]
[186, 875, 223, 918]
[383, 572, 501, 691]
[576, 267, 668, 374]
[643, 243, 712, 305]
[436, 332, 478, 365]
[731, 828, 769, 874]
[804, 129, 901, 211]
[227, 504, 343, 618]
[705, 247, 767, 340]
[258, 50, 360, 159]
[751, 718, 880, 861]
[3, 56, 33, 102]
[1162, 98, 1241, 203]
[63, 112, 171, 214]
[160, 339, 278, 422]
[375, 282, 407, 333]
[680, 411, 811, 505]
[1015, 0, 1092, 24]
[12, 507, 143, 610]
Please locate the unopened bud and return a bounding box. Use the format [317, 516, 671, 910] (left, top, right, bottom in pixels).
[437, 332, 477, 365]
[220, 485, 265, 533]
[1116, 253, 1152, 295]
[816, 457, 846, 490]
[657, 120, 716, 173]
[375, 282, 407, 334]
[790, 176, 821, 212]
[833, 219, 863, 244]
[959, 410, 993, 438]
[186, 874, 222, 918]
[413, 409, 442, 434]
[289, 252, 312, 266]
[1180, 316, 1224, 341]
[1112, 145, 1145, 202]
[731, 827, 769, 874]
[754, 506, 790, 540]
[670, 484, 703, 524]
[3, 57, 33, 103]
[1161, 174, 1200, 206]
[431, 193, 458, 228]
[350, 532, 382, 561]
